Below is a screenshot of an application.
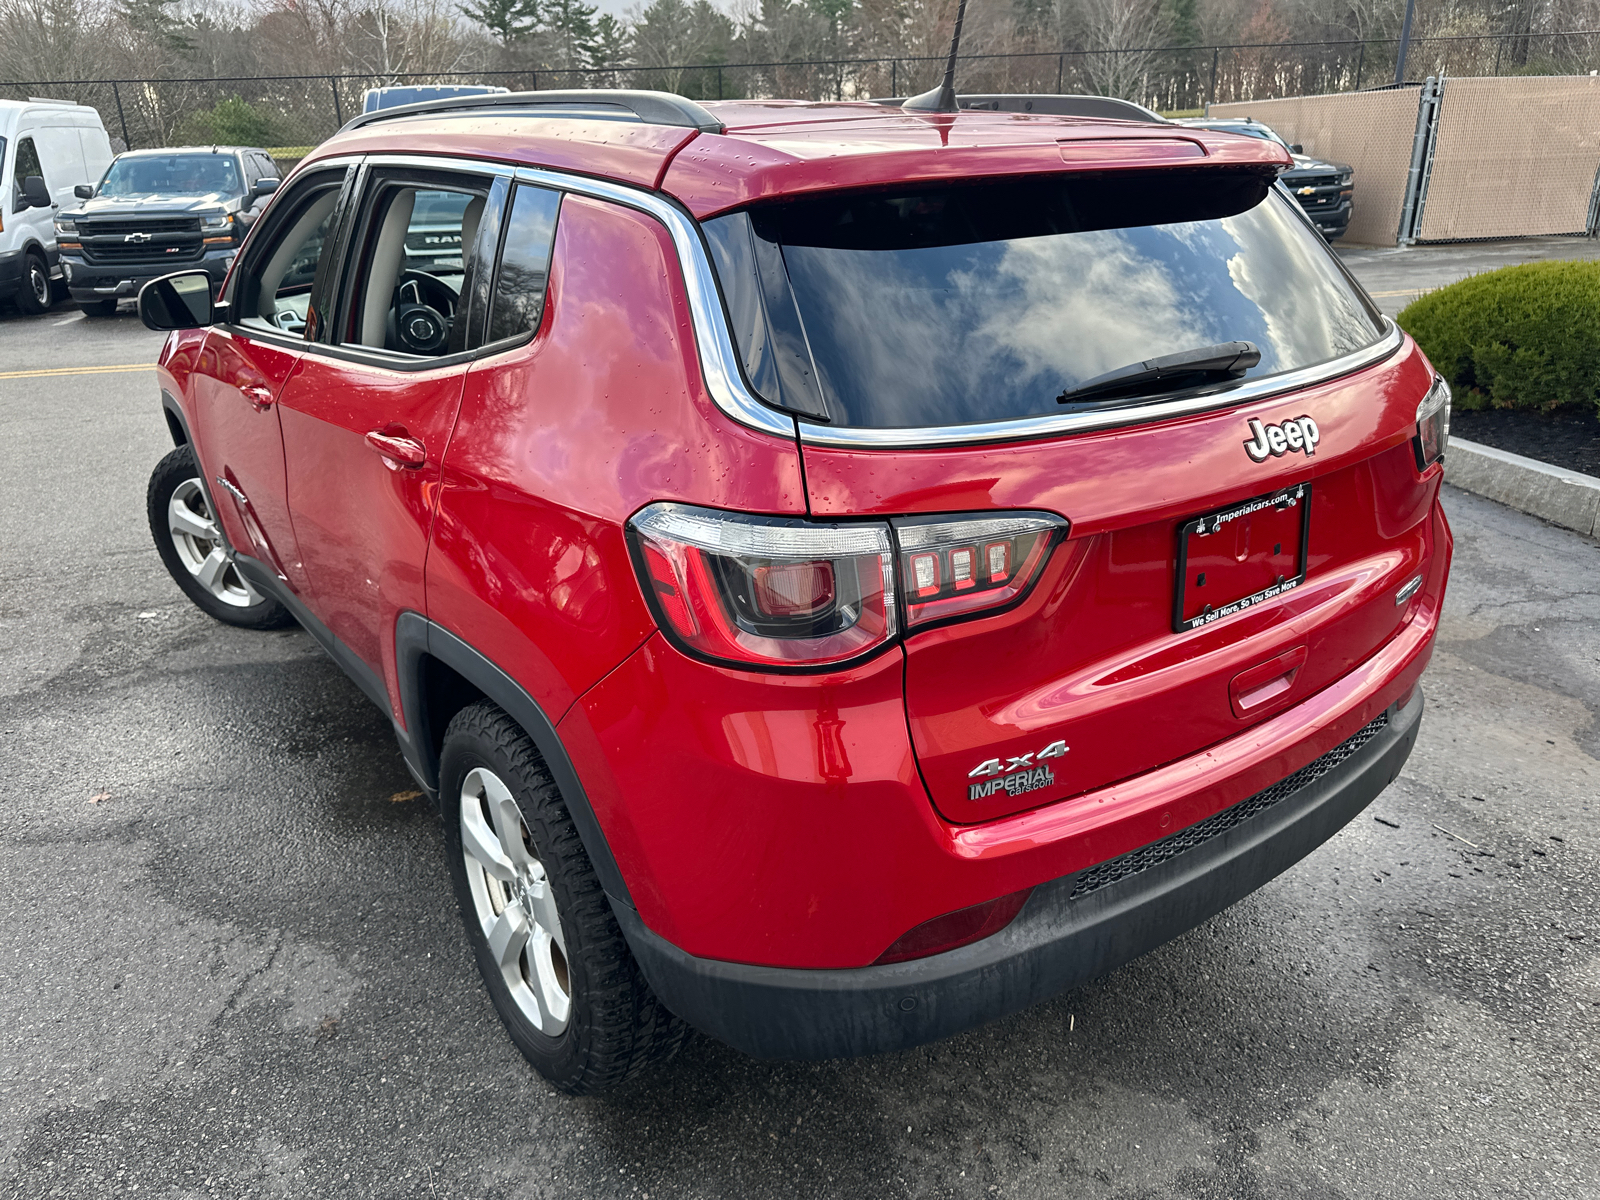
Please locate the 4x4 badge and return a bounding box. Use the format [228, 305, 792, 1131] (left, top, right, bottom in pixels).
[967, 739, 1069, 801]
[1244, 416, 1319, 463]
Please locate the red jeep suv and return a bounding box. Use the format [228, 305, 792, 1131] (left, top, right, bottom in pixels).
[139, 90, 1451, 1094]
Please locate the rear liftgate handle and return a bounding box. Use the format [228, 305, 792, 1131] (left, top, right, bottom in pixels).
[364, 428, 427, 470]
[1229, 645, 1308, 718]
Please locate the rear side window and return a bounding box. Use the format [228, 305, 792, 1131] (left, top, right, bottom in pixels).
[485, 183, 561, 345]
[704, 172, 1385, 429]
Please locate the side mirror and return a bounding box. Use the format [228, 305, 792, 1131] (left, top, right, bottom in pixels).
[1290, 143, 1304, 155]
[254, 178, 280, 196]
[139, 270, 214, 331]
[21, 176, 51, 208]
[74, 183, 95, 200]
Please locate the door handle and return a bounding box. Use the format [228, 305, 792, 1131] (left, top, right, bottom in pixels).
[364, 429, 427, 469]
[243, 384, 275, 412]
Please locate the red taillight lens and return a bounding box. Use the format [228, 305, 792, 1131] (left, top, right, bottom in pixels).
[628, 503, 897, 669]
[893, 513, 1066, 629]
[873, 888, 1034, 965]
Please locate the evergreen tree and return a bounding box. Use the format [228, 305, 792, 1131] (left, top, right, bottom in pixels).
[116, 0, 193, 55]
[543, 0, 600, 70]
[592, 12, 631, 67]
[461, 0, 540, 46]
[1164, 0, 1199, 46]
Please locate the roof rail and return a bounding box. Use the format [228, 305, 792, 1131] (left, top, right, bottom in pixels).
[337, 89, 725, 136]
[875, 93, 1167, 124]
[953, 94, 1168, 123]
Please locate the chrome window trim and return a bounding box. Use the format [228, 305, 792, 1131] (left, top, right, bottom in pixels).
[329, 152, 1402, 449]
[509, 164, 799, 440]
[794, 319, 1404, 449]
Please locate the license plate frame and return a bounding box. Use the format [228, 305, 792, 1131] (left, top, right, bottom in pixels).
[1172, 482, 1312, 634]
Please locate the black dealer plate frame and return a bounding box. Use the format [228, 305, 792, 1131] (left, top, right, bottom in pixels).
[1172, 481, 1312, 634]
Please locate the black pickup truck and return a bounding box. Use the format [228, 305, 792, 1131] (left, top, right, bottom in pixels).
[1175, 118, 1355, 240]
[52, 146, 280, 315]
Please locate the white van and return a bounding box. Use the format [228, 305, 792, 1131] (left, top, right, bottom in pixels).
[1, 98, 114, 315]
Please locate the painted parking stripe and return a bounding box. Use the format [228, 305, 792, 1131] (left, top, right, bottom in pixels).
[0, 363, 157, 380]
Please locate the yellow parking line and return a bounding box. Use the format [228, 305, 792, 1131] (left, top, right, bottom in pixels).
[0, 363, 157, 380]
[1367, 287, 1436, 298]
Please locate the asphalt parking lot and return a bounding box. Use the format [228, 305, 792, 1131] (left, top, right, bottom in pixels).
[1337, 235, 1600, 316]
[2, 293, 1597, 1199]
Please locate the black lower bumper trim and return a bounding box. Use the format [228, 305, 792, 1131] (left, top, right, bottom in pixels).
[617, 688, 1423, 1060]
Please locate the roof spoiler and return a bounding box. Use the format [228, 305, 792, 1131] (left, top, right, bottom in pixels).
[882, 93, 1168, 124]
[336, 89, 725, 136]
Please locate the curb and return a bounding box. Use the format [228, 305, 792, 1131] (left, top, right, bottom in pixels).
[1445, 437, 1600, 538]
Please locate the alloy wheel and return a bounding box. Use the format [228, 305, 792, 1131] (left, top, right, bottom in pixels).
[460, 766, 571, 1035]
[167, 478, 262, 608]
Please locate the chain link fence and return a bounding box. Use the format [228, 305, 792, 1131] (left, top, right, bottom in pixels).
[1213, 72, 1600, 244]
[4, 30, 1600, 163]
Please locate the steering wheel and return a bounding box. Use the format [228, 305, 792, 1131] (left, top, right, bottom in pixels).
[391, 269, 458, 355]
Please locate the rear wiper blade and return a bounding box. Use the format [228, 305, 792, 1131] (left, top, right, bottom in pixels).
[1056, 341, 1261, 406]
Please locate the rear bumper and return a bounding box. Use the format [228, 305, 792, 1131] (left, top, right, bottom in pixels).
[620, 686, 1422, 1060]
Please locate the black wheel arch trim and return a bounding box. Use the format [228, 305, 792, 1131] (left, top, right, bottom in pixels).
[161, 387, 190, 449]
[393, 613, 635, 911]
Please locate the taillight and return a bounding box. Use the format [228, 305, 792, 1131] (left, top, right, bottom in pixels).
[627, 503, 897, 670]
[1414, 375, 1451, 469]
[893, 513, 1066, 629]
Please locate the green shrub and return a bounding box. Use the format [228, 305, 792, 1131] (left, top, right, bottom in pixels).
[1396, 259, 1600, 414]
[182, 97, 284, 148]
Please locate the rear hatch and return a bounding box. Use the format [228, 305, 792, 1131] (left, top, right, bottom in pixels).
[701, 165, 1440, 823]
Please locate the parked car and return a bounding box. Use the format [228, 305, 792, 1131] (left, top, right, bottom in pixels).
[0, 98, 113, 314]
[53, 145, 281, 315]
[1175, 117, 1355, 240]
[138, 89, 1450, 1094]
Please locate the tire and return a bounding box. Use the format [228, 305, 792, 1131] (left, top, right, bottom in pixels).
[146, 445, 295, 630]
[80, 297, 119, 317]
[441, 702, 688, 1094]
[17, 250, 51, 315]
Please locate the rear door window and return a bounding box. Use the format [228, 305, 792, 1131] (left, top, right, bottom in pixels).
[704, 172, 1385, 429]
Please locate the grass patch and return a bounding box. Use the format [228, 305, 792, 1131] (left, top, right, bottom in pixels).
[1396, 259, 1600, 414]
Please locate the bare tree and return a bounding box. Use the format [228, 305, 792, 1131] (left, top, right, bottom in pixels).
[1064, 0, 1171, 98]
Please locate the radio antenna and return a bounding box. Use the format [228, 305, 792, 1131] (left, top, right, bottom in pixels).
[902, 0, 968, 112]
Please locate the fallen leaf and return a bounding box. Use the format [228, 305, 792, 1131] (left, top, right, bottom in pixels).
[388, 789, 423, 804]
[89, 791, 111, 804]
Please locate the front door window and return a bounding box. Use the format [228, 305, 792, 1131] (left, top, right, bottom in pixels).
[12, 137, 44, 211]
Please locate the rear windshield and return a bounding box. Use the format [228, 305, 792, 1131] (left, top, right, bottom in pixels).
[702, 172, 1384, 429]
[100, 153, 243, 198]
